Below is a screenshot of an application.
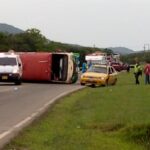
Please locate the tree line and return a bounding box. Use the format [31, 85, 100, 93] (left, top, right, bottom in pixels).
[0, 28, 113, 64]
[121, 51, 150, 64]
[1, 27, 150, 65]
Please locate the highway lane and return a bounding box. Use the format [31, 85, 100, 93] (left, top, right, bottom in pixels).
[0, 82, 83, 148]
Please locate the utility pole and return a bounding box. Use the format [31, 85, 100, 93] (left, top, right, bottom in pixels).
[144, 44, 150, 51]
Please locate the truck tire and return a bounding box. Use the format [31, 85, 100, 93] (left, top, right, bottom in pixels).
[15, 79, 22, 85]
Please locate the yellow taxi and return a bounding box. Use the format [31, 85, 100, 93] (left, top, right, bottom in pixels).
[80, 64, 117, 86]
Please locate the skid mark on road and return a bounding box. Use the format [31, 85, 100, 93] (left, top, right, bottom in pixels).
[0, 87, 15, 93]
[0, 87, 21, 93]
[0, 83, 28, 93]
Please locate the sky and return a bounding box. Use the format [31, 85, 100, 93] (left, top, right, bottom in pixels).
[0, 0, 150, 51]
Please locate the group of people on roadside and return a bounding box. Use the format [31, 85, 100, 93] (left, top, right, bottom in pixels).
[82, 59, 150, 85]
[134, 60, 150, 85]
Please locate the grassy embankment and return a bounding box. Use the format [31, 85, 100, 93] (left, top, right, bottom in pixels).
[3, 70, 150, 150]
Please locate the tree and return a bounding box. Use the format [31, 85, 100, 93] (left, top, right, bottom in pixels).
[22, 28, 49, 51]
[0, 32, 9, 51]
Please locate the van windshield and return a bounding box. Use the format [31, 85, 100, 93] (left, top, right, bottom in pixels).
[0, 57, 17, 66]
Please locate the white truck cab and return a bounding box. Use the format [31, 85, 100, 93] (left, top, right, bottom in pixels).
[0, 52, 22, 85]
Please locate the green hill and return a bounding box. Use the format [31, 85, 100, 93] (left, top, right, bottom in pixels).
[109, 47, 134, 55]
[0, 23, 24, 34]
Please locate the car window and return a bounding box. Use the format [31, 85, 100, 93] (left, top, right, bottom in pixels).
[112, 67, 116, 73]
[88, 66, 107, 73]
[110, 67, 114, 73]
[109, 67, 112, 74]
[17, 57, 22, 67]
[0, 57, 17, 66]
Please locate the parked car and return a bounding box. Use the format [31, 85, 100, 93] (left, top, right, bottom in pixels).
[0, 52, 22, 85]
[110, 62, 124, 72]
[80, 64, 117, 87]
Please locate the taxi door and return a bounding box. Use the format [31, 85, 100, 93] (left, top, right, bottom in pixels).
[108, 66, 117, 85]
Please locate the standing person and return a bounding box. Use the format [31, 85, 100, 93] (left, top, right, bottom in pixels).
[82, 61, 87, 73]
[88, 60, 92, 69]
[126, 64, 130, 73]
[144, 60, 150, 84]
[134, 62, 142, 84]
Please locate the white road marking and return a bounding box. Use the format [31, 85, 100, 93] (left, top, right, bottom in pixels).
[0, 86, 83, 144]
[0, 92, 67, 140]
[0, 131, 11, 140]
[14, 117, 31, 128]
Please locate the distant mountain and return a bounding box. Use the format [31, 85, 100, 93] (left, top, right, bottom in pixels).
[108, 47, 134, 55]
[0, 23, 24, 34]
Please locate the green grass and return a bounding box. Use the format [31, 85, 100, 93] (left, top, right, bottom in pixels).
[3, 70, 150, 150]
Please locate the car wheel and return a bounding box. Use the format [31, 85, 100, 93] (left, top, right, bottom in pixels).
[112, 78, 117, 85]
[91, 84, 95, 88]
[15, 79, 22, 85]
[105, 79, 109, 86]
[80, 83, 85, 86]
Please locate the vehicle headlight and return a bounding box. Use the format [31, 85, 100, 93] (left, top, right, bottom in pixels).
[13, 68, 18, 73]
[99, 77, 105, 80]
[82, 75, 87, 78]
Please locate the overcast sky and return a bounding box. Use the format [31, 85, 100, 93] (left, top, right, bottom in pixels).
[0, 0, 150, 51]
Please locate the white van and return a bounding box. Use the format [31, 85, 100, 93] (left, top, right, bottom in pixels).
[0, 52, 22, 85]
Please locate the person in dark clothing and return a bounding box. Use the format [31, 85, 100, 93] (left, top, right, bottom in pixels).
[134, 62, 142, 84]
[82, 62, 87, 73]
[126, 64, 130, 73]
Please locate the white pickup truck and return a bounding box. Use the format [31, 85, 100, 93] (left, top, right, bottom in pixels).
[0, 52, 22, 85]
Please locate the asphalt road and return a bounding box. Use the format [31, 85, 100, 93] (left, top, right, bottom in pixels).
[0, 82, 83, 149]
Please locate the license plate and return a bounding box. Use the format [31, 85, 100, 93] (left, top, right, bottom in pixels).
[88, 79, 95, 83]
[2, 76, 8, 80]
